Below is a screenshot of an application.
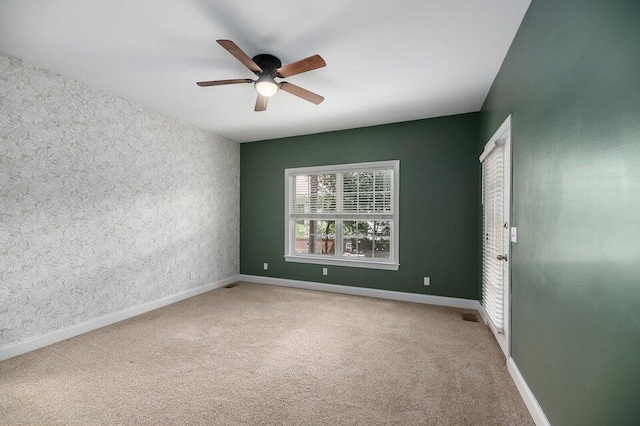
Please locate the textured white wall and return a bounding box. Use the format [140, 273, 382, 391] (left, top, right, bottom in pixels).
[0, 53, 239, 348]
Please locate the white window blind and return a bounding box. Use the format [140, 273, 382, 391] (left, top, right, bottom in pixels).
[482, 144, 505, 333]
[290, 170, 393, 218]
[342, 170, 392, 213]
[285, 161, 399, 270]
[292, 174, 336, 214]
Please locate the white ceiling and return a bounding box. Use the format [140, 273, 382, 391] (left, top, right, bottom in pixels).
[0, 0, 531, 142]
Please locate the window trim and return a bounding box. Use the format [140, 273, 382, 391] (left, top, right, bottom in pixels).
[283, 160, 400, 271]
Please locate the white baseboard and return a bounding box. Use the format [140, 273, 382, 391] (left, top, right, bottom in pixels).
[508, 357, 551, 426]
[476, 302, 490, 325]
[0, 275, 239, 362]
[238, 274, 481, 311]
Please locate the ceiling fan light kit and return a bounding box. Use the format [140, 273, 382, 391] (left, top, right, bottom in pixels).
[254, 74, 279, 97]
[197, 40, 326, 112]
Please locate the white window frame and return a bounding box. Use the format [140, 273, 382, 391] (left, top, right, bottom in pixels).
[284, 160, 400, 271]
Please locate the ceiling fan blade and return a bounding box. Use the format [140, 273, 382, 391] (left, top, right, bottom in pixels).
[196, 78, 253, 87]
[254, 94, 268, 112]
[276, 54, 326, 78]
[217, 39, 262, 74]
[280, 82, 324, 105]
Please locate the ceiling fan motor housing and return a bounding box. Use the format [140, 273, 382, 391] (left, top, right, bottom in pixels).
[252, 54, 282, 76]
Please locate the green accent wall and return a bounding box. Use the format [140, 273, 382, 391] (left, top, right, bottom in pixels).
[241, 114, 481, 299]
[481, 1, 640, 425]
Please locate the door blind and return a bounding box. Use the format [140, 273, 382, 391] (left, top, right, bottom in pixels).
[482, 144, 505, 333]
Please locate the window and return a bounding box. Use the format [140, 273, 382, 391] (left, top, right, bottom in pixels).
[284, 160, 399, 270]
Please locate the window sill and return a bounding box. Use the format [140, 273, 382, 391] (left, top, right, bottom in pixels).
[284, 255, 399, 271]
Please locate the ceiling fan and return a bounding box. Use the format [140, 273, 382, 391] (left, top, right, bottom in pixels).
[197, 39, 326, 112]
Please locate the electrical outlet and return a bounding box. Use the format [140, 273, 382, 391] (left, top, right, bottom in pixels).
[323, 267, 328, 276]
[424, 277, 430, 286]
[263, 263, 268, 270]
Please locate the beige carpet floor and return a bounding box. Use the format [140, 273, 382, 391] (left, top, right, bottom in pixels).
[0, 282, 533, 425]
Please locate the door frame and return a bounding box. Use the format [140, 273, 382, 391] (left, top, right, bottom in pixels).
[479, 114, 512, 358]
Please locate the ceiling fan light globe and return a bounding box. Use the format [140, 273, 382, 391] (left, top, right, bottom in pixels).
[255, 74, 279, 97]
[255, 81, 278, 97]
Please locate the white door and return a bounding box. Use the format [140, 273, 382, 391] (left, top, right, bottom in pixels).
[480, 115, 512, 357]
